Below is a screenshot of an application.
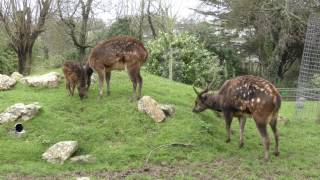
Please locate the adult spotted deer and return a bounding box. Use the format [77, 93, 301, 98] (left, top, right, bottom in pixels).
[192, 75, 281, 161]
[87, 36, 148, 100]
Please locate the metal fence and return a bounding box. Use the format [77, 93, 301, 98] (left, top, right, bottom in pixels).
[278, 88, 297, 101]
[295, 13, 320, 122]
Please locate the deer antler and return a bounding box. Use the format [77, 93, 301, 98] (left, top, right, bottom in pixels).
[203, 80, 214, 92]
[207, 80, 214, 90]
[193, 86, 200, 96]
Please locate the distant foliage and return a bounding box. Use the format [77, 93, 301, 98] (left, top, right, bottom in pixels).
[0, 44, 17, 75]
[146, 32, 224, 87]
[311, 74, 320, 88]
[107, 17, 138, 38]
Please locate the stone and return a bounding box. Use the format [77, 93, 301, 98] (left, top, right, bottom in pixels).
[76, 177, 90, 180]
[159, 104, 175, 117]
[42, 141, 78, 164]
[70, 154, 96, 163]
[0, 102, 41, 124]
[0, 74, 16, 90]
[20, 72, 61, 88]
[138, 96, 166, 122]
[10, 72, 23, 81]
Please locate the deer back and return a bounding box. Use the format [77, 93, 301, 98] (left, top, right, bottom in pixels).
[88, 36, 148, 70]
[217, 75, 281, 115]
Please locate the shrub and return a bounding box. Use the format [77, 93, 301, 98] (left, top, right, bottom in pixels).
[0, 44, 17, 75]
[311, 74, 320, 88]
[146, 32, 224, 88]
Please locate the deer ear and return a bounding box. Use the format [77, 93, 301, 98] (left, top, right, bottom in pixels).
[201, 94, 208, 100]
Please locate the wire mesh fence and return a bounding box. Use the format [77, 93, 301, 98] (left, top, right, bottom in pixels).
[296, 13, 320, 122]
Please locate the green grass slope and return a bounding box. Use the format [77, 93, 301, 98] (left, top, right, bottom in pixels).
[0, 71, 319, 179]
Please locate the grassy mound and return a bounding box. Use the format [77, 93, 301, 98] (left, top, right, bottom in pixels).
[0, 71, 319, 179]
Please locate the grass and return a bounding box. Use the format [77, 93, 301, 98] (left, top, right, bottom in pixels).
[0, 70, 320, 179]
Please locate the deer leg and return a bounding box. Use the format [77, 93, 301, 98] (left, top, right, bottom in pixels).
[256, 122, 270, 161]
[97, 70, 105, 98]
[223, 112, 233, 143]
[66, 82, 71, 96]
[86, 66, 93, 89]
[238, 117, 246, 148]
[270, 116, 279, 156]
[105, 71, 111, 96]
[71, 83, 76, 96]
[128, 69, 138, 101]
[137, 71, 143, 99]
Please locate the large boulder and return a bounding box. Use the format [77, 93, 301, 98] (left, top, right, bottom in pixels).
[10, 72, 23, 81]
[0, 74, 16, 90]
[0, 102, 41, 124]
[21, 72, 61, 88]
[138, 96, 166, 122]
[159, 104, 175, 117]
[42, 141, 78, 164]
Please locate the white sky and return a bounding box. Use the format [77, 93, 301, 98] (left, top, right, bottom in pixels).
[96, 0, 203, 24]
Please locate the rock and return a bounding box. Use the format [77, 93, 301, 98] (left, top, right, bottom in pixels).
[76, 177, 90, 180]
[42, 141, 78, 164]
[159, 104, 175, 117]
[0, 74, 16, 90]
[138, 96, 166, 122]
[70, 154, 96, 163]
[0, 102, 41, 124]
[10, 72, 23, 81]
[20, 72, 61, 88]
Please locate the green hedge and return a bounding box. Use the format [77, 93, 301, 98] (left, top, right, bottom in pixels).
[146, 32, 224, 88]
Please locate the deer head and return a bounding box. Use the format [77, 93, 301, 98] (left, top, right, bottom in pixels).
[192, 81, 214, 113]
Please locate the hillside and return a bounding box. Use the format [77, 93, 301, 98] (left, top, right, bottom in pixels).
[0, 71, 319, 179]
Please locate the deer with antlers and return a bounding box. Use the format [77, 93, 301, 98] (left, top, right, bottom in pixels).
[192, 75, 281, 161]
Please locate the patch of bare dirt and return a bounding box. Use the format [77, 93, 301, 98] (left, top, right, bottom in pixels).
[1, 158, 248, 180]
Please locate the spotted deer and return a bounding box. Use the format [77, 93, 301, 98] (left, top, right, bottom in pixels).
[192, 75, 281, 161]
[87, 36, 148, 100]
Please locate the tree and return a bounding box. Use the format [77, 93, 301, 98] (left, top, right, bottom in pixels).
[57, 0, 96, 61]
[196, 0, 316, 81]
[107, 17, 138, 38]
[0, 0, 52, 75]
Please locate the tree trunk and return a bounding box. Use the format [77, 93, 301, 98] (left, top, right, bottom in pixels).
[25, 49, 33, 74]
[147, 0, 157, 39]
[79, 47, 86, 62]
[138, 0, 145, 41]
[168, 47, 173, 80]
[17, 47, 33, 75]
[18, 53, 27, 75]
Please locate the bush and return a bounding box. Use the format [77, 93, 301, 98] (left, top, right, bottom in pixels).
[0, 44, 17, 75]
[146, 32, 224, 88]
[311, 74, 320, 88]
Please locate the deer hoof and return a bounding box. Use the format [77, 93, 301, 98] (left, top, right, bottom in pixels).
[225, 139, 231, 143]
[239, 142, 244, 148]
[107, 91, 111, 96]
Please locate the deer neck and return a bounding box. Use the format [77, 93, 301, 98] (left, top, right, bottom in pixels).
[206, 95, 222, 112]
